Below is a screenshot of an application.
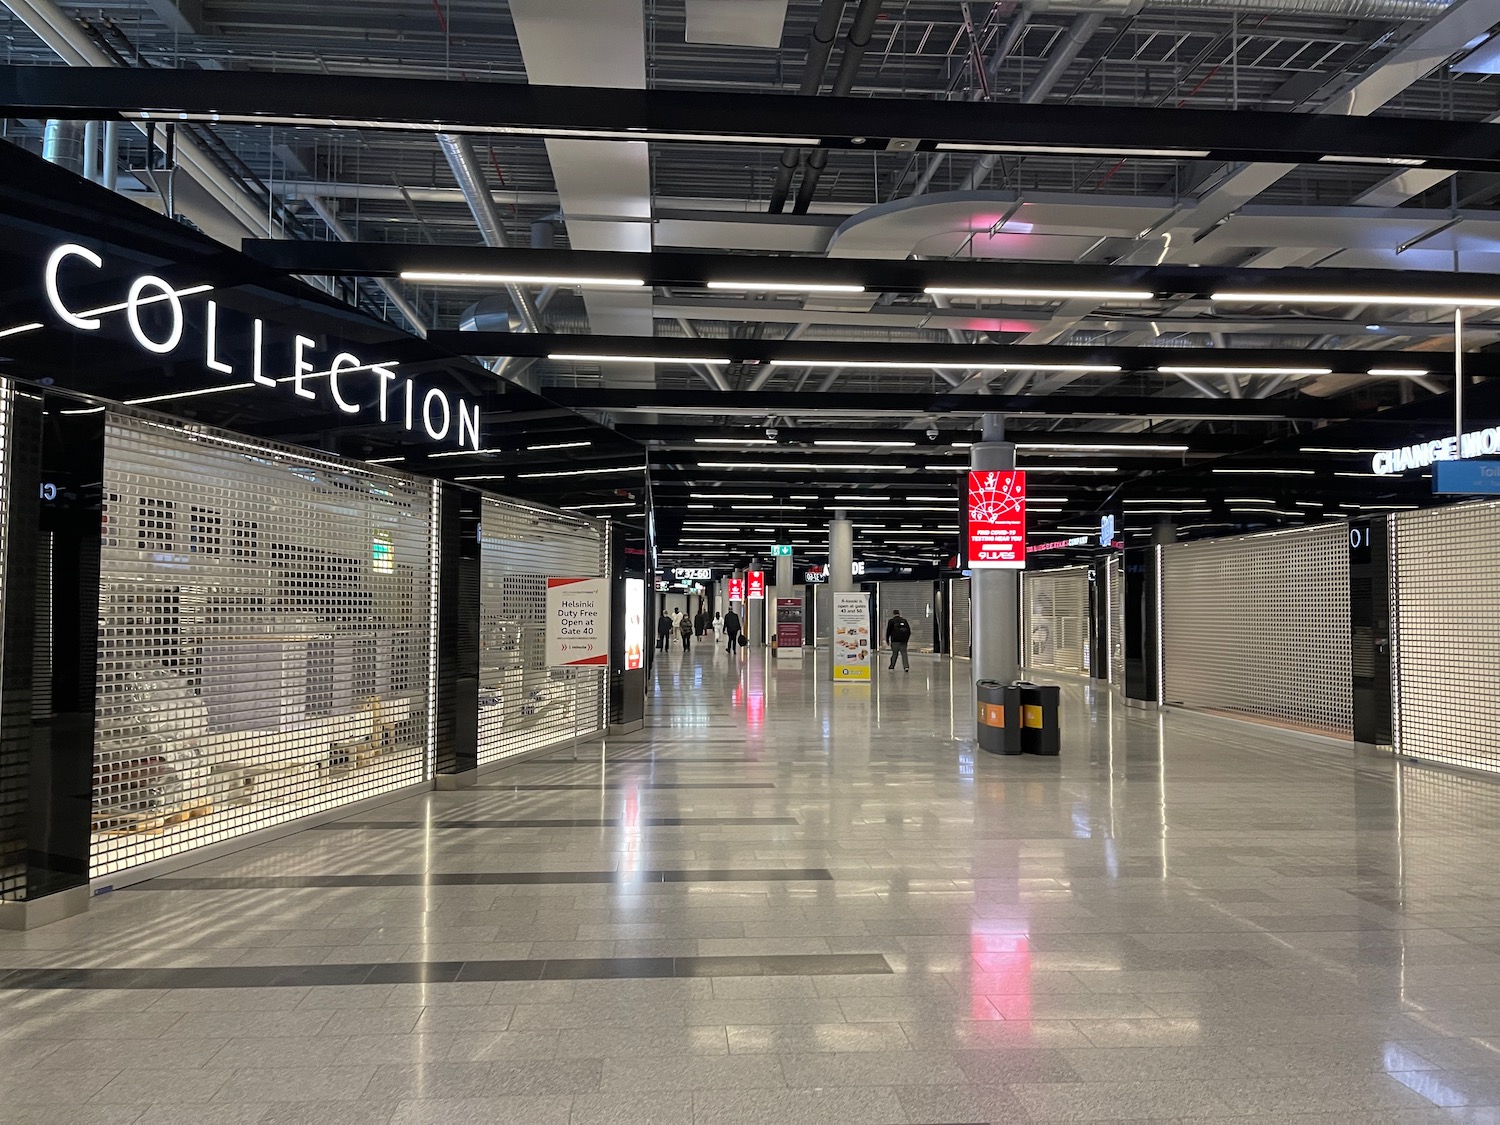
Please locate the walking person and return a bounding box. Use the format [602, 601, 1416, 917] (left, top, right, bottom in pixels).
[694, 608, 707, 637]
[885, 608, 912, 673]
[723, 607, 743, 653]
[657, 609, 673, 653]
[680, 611, 693, 652]
[711, 611, 724, 642]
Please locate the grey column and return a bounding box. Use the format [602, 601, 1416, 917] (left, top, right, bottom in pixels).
[830, 511, 854, 593]
[971, 414, 1021, 687]
[746, 558, 764, 646]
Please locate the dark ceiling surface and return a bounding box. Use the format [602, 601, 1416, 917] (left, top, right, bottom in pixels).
[0, 0, 1497, 569]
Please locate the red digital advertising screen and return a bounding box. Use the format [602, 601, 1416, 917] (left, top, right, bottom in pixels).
[728, 576, 744, 601]
[747, 570, 765, 600]
[966, 470, 1026, 569]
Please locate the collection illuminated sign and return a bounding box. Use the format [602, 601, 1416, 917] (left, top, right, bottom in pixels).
[966, 470, 1026, 569]
[1372, 425, 1500, 475]
[41, 244, 481, 450]
[727, 576, 744, 602]
[747, 570, 766, 600]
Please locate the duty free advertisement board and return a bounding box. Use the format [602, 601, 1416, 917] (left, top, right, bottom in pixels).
[546, 577, 610, 668]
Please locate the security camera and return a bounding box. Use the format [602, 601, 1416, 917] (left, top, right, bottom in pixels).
[765, 427, 779, 440]
[925, 427, 939, 440]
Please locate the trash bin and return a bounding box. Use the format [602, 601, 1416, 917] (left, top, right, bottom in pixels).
[1019, 682, 1061, 756]
[976, 680, 1022, 756]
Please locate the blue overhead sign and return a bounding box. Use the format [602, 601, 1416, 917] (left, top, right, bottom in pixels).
[1433, 460, 1500, 495]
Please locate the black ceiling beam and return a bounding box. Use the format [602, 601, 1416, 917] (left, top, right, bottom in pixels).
[10, 65, 1500, 174]
[546, 387, 1346, 421]
[420, 330, 1482, 379]
[244, 243, 1500, 304]
[619, 423, 1244, 453]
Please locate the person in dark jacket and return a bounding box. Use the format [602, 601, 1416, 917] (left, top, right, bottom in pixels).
[694, 609, 707, 637]
[885, 609, 912, 672]
[722, 608, 743, 653]
[657, 610, 673, 653]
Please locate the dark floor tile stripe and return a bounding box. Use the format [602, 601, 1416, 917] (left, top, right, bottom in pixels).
[474, 782, 777, 790]
[310, 816, 798, 830]
[0, 953, 891, 990]
[132, 868, 834, 890]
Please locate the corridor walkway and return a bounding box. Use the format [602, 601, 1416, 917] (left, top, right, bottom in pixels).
[4, 647, 1500, 1124]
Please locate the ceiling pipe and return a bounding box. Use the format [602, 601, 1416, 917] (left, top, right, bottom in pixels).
[307, 197, 428, 338]
[912, 4, 1032, 197]
[792, 0, 884, 214]
[437, 133, 544, 337]
[675, 317, 735, 391]
[767, 0, 847, 214]
[958, 11, 1105, 192]
[1172, 373, 1228, 398]
[1026, 0, 1445, 15]
[746, 324, 809, 392]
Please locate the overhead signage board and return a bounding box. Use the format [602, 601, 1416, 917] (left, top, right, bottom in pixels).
[804, 564, 828, 584]
[1100, 514, 1116, 548]
[545, 577, 610, 667]
[772, 544, 793, 557]
[671, 566, 712, 582]
[831, 592, 871, 682]
[747, 570, 766, 599]
[966, 469, 1027, 569]
[727, 576, 744, 602]
[40, 243, 481, 450]
[623, 578, 645, 672]
[1373, 426, 1500, 475]
[1433, 459, 1500, 495]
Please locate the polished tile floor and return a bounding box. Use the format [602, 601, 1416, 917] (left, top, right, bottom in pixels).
[7, 647, 1500, 1123]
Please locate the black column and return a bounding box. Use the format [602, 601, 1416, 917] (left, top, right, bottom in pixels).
[1088, 559, 1110, 680]
[610, 522, 645, 731]
[434, 484, 480, 781]
[1349, 516, 1392, 748]
[1123, 546, 1158, 704]
[2, 390, 101, 924]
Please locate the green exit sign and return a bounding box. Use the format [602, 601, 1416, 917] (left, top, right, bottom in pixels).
[773, 544, 793, 556]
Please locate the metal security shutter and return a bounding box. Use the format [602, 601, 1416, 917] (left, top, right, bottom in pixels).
[479, 498, 606, 766]
[1108, 557, 1125, 686]
[1391, 501, 1500, 772]
[0, 380, 17, 900]
[951, 578, 970, 659]
[1024, 566, 1089, 674]
[92, 415, 435, 878]
[876, 581, 932, 648]
[1162, 524, 1350, 736]
[813, 584, 830, 644]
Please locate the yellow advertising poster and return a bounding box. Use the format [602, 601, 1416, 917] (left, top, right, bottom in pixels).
[832, 592, 871, 682]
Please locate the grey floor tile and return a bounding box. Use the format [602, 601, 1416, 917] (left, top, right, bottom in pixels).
[691, 1085, 907, 1125]
[385, 1096, 572, 1125]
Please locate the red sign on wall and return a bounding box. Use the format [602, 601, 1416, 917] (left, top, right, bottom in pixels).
[747, 570, 766, 600]
[728, 576, 744, 602]
[966, 469, 1027, 569]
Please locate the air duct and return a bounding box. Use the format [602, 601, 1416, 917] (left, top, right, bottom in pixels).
[767, 0, 847, 214]
[792, 0, 884, 214]
[437, 133, 544, 337]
